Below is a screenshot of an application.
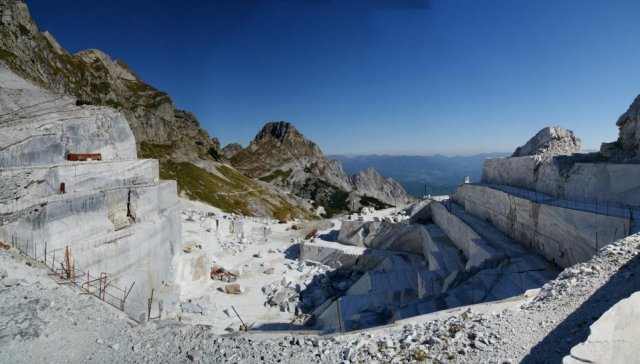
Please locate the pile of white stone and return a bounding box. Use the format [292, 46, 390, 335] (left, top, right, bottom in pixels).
[217, 236, 255, 256]
[261, 259, 335, 314]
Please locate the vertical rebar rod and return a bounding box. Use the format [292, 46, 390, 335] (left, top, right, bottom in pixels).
[231, 305, 248, 332]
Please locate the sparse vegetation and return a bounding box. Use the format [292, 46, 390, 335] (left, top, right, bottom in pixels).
[304, 179, 349, 218]
[17, 24, 29, 37]
[90, 81, 110, 95]
[412, 348, 429, 361]
[104, 99, 123, 109]
[137, 141, 176, 159]
[0, 48, 16, 62]
[138, 142, 312, 218]
[360, 195, 393, 210]
[159, 160, 253, 215]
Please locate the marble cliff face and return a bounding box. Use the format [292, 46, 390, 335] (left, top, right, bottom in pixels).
[0, 65, 181, 321]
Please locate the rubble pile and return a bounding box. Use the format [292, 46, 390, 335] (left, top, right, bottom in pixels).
[261, 259, 363, 315]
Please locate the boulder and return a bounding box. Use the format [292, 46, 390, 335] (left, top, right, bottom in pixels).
[224, 284, 245, 294]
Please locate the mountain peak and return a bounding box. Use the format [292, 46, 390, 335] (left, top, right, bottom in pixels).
[255, 121, 298, 143]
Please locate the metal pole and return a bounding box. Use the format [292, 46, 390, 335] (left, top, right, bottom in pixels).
[232, 305, 248, 332]
[148, 288, 154, 320]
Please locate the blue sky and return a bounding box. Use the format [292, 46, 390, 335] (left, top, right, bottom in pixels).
[25, 0, 640, 155]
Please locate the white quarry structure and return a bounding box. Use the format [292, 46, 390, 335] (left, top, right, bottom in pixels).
[0, 66, 181, 322]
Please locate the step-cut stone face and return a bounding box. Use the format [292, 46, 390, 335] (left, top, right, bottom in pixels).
[0, 65, 181, 321]
[0, 159, 159, 203]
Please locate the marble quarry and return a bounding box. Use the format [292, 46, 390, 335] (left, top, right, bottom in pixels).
[0, 66, 181, 322]
[301, 202, 558, 333]
[296, 126, 639, 333]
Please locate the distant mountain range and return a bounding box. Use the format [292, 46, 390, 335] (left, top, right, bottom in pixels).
[330, 153, 511, 197]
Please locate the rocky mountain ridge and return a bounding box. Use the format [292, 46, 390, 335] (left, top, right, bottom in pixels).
[229, 121, 416, 215]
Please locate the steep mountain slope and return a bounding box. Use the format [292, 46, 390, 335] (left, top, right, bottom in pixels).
[0, 0, 312, 219]
[230, 122, 416, 215]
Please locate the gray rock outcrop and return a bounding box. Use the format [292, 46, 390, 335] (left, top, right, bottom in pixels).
[351, 167, 416, 207]
[600, 94, 640, 161]
[0, 1, 221, 162]
[512, 126, 581, 157]
[221, 143, 244, 160]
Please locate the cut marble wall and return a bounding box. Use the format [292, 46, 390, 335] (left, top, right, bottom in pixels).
[0, 159, 158, 202]
[456, 184, 630, 267]
[483, 157, 640, 207]
[0, 66, 181, 321]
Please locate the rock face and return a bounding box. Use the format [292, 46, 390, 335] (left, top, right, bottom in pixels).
[600, 94, 640, 161]
[483, 98, 640, 209]
[0, 65, 181, 322]
[351, 167, 415, 208]
[512, 126, 581, 157]
[221, 143, 243, 160]
[232, 121, 352, 191]
[230, 121, 415, 215]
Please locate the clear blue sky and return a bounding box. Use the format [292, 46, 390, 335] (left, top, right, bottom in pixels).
[25, 0, 640, 155]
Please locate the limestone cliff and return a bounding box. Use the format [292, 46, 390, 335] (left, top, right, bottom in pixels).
[482, 117, 640, 209]
[231, 121, 415, 215]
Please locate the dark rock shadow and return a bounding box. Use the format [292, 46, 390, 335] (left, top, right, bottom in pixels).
[283, 243, 300, 260]
[319, 229, 339, 241]
[522, 251, 640, 363]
